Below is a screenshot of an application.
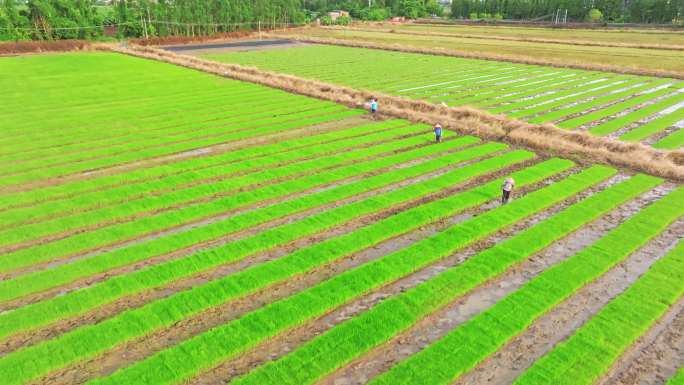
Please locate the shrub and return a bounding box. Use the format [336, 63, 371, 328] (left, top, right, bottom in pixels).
[336, 15, 352, 26]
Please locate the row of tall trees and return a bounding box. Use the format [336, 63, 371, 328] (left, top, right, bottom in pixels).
[450, 0, 684, 23]
[0, 0, 305, 41]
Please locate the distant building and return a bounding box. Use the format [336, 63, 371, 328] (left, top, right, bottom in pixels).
[327, 10, 350, 21]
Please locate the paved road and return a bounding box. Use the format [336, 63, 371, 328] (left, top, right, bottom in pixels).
[163, 39, 295, 52]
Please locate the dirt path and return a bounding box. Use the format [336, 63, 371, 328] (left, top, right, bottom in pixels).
[162, 39, 307, 56]
[598, 296, 684, 385]
[28, 159, 554, 385]
[315, 173, 655, 385]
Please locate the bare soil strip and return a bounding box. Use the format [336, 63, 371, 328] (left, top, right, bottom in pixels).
[643, 125, 683, 146]
[598, 297, 684, 385]
[109, 44, 684, 180]
[315, 175, 665, 385]
[452, 198, 684, 385]
[28, 160, 556, 385]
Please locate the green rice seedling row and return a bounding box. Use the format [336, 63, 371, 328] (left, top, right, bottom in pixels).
[0, 146, 531, 342]
[367, 185, 684, 385]
[512, 238, 684, 385]
[0, 122, 425, 246]
[229, 173, 658, 385]
[207, 45, 684, 148]
[0, 134, 476, 289]
[3, 49, 682, 385]
[0, 120, 412, 228]
[76, 160, 597, 385]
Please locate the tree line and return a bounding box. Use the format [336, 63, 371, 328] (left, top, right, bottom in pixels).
[450, 0, 683, 23]
[0, 0, 681, 41]
[0, 0, 304, 41]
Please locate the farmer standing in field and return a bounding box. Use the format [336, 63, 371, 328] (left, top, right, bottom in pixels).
[434, 123, 443, 143]
[502, 177, 515, 204]
[369, 97, 378, 115]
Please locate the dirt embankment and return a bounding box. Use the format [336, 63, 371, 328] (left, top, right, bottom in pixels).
[106, 44, 684, 181]
[0, 40, 92, 55]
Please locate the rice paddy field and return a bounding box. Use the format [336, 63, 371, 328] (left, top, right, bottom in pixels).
[277, 25, 684, 76]
[0, 46, 683, 385]
[204, 44, 684, 150]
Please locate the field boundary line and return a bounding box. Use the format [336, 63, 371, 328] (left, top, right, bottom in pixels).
[106, 44, 684, 180]
[322, 25, 684, 52]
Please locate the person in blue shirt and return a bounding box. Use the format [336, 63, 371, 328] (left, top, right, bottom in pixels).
[369, 98, 378, 114]
[434, 123, 443, 143]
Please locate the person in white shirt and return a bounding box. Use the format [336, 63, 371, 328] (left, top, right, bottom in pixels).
[502, 177, 515, 204]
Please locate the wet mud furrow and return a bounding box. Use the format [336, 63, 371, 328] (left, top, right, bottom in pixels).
[598, 296, 684, 385]
[643, 124, 682, 146]
[30, 160, 554, 385]
[0, 147, 513, 354]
